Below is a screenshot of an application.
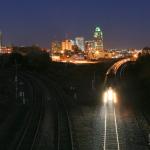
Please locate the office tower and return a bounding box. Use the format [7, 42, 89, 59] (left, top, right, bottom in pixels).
[62, 40, 73, 50]
[75, 37, 85, 51]
[93, 26, 103, 51]
[85, 40, 95, 51]
[51, 41, 61, 53]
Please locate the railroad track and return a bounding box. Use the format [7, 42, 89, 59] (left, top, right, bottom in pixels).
[116, 63, 150, 149]
[119, 109, 150, 150]
[128, 108, 150, 150]
[26, 71, 74, 150]
[11, 72, 45, 150]
[54, 84, 74, 150]
[99, 104, 121, 150]
[0, 69, 45, 150]
[103, 60, 150, 150]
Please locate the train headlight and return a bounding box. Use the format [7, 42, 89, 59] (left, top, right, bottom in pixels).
[103, 87, 117, 104]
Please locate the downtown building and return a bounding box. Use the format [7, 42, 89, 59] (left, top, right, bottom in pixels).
[85, 26, 104, 52]
[75, 37, 85, 51]
[0, 32, 12, 54]
[50, 26, 105, 60]
[86, 26, 107, 60]
[61, 39, 74, 51]
[93, 26, 103, 51]
[85, 40, 95, 51]
[51, 41, 61, 54]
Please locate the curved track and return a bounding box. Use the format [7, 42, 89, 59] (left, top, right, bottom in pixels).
[20, 71, 74, 150]
[102, 59, 150, 150]
[11, 72, 45, 150]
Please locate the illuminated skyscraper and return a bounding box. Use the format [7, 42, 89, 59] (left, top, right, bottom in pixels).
[85, 40, 95, 51]
[93, 26, 103, 51]
[62, 40, 73, 50]
[51, 41, 61, 53]
[75, 37, 85, 51]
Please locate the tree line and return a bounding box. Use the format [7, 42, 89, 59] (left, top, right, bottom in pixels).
[0, 46, 51, 70]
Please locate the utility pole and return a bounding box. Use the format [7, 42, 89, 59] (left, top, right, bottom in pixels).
[20, 91, 25, 104]
[22, 92, 25, 104]
[15, 59, 18, 101]
[19, 81, 26, 105]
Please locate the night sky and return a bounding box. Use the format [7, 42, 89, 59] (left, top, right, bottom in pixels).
[0, 0, 150, 49]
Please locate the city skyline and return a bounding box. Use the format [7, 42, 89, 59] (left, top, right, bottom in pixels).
[0, 0, 150, 49]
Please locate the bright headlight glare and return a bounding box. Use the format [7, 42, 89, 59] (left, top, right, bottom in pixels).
[103, 87, 118, 104]
[103, 92, 107, 103]
[113, 92, 117, 103]
[108, 88, 113, 101]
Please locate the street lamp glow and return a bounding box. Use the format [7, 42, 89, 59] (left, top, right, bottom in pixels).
[95, 50, 99, 55]
[61, 50, 64, 54]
